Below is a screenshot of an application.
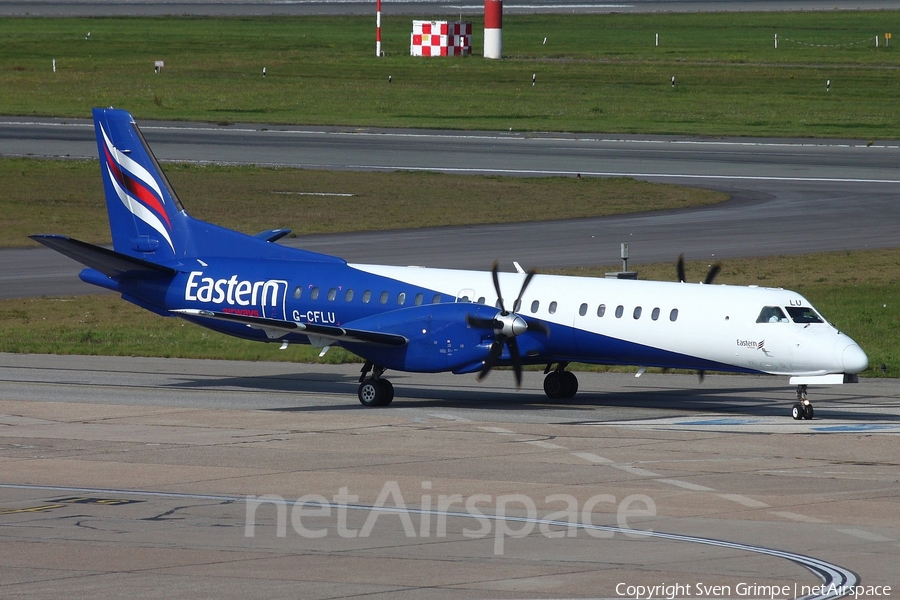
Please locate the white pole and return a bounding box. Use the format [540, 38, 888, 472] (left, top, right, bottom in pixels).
[774, 33, 777, 49]
[52, 58, 56, 73]
[655, 33, 658, 47]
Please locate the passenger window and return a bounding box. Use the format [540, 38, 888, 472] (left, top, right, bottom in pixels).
[513, 299, 522, 312]
[669, 308, 679, 322]
[432, 294, 442, 304]
[633, 306, 642, 319]
[327, 288, 337, 301]
[549, 301, 557, 315]
[477, 297, 486, 304]
[597, 304, 606, 317]
[786, 306, 823, 324]
[615, 305, 624, 318]
[293, 286, 302, 300]
[310, 287, 320, 300]
[380, 291, 389, 304]
[579, 303, 587, 316]
[362, 290, 371, 304]
[757, 306, 788, 323]
[414, 293, 424, 306]
[651, 307, 660, 321]
[398, 292, 406, 305]
[344, 289, 354, 302]
[531, 300, 540, 313]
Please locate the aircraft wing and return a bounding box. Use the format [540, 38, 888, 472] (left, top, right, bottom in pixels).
[172, 309, 408, 346]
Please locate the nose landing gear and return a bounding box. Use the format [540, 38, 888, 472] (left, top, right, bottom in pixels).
[791, 384, 813, 420]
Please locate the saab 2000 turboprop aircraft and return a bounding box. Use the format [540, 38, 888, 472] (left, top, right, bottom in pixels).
[32, 108, 869, 419]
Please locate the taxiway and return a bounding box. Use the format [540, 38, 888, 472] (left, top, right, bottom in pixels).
[1, 353, 898, 598]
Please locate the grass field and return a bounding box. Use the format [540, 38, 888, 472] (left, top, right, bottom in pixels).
[2, 250, 896, 378]
[2, 12, 899, 136]
[4, 157, 725, 248]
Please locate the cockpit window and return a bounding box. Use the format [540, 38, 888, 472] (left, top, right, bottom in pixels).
[757, 306, 788, 323]
[786, 306, 824, 324]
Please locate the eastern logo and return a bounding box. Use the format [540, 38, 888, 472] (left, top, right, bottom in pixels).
[185, 271, 288, 319]
[736, 339, 765, 351]
[100, 124, 175, 252]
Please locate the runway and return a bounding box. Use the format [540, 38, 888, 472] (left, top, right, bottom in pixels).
[3, 117, 900, 299]
[2, 0, 898, 17]
[0, 353, 897, 598]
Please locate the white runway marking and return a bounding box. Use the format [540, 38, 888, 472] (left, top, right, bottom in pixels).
[718, 493, 771, 508]
[347, 164, 900, 185]
[613, 464, 661, 477]
[769, 511, 829, 524]
[571, 451, 612, 464]
[477, 426, 516, 435]
[656, 479, 716, 492]
[523, 439, 566, 449]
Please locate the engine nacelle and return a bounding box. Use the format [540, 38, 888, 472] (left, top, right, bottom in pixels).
[340, 302, 505, 373]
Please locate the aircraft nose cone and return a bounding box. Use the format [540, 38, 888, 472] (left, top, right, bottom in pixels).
[841, 343, 868, 373]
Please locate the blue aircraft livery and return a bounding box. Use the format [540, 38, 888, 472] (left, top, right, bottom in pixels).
[31, 108, 867, 415]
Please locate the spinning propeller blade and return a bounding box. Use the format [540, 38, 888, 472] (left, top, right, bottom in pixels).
[676, 254, 687, 283]
[470, 262, 548, 387]
[675, 254, 722, 382]
[704, 262, 723, 285]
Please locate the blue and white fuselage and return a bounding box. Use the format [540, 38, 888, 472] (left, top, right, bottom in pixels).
[33, 108, 867, 417]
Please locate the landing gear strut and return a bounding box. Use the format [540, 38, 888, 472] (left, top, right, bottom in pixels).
[357, 361, 394, 407]
[543, 362, 578, 400]
[791, 384, 813, 420]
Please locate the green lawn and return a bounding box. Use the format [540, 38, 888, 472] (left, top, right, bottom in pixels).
[2, 12, 899, 136]
[4, 157, 724, 248]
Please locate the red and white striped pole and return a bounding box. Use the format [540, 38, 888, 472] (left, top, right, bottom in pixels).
[375, 0, 382, 57]
[484, 0, 502, 59]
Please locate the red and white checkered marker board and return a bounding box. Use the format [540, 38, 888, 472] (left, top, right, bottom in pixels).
[411, 21, 472, 56]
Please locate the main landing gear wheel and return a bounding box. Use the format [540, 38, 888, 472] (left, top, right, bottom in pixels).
[791, 385, 813, 420]
[357, 378, 394, 407]
[543, 370, 578, 400]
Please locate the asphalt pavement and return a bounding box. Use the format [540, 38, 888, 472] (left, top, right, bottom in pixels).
[2, 118, 899, 298]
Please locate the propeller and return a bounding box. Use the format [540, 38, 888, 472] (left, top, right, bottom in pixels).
[703, 262, 722, 285]
[676, 254, 723, 285]
[675, 254, 720, 383]
[466, 261, 549, 386]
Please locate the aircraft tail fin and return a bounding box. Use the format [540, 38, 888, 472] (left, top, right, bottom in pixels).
[93, 107, 189, 262]
[90, 107, 345, 267]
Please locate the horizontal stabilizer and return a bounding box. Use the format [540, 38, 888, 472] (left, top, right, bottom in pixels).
[172, 309, 408, 346]
[253, 228, 292, 243]
[30, 234, 177, 278]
